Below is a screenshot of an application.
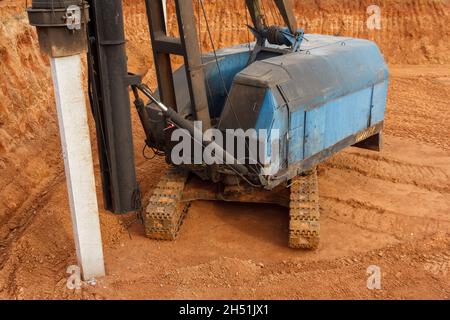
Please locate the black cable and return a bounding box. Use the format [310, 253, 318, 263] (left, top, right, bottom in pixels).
[142, 144, 156, 160]
[199, 0, 239, 129]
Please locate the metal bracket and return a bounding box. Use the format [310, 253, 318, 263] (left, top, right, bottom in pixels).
[27, 4, 89, 28]
[27, 2, 90, 57]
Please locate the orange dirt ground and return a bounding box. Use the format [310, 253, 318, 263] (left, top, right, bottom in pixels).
[0, 0, 449, 299]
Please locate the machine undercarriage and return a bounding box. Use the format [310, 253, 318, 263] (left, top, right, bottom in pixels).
[144, 166, 320, 249]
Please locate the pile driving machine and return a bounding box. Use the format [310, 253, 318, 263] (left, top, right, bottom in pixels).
[31, 0, 389, 249]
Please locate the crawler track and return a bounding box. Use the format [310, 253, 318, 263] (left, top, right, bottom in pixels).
[289, 167, 320, 249]
[144, 168, 190, 241]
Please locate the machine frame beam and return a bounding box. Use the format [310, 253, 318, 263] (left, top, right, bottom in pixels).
[145, 0, 211, 128]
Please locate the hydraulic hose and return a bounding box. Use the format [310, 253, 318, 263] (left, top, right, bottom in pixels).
[135, 84, 249, 176]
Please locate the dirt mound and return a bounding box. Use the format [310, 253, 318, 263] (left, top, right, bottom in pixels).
[0, 15, 53, 154]
[186, 0, 450, 64]
[121, 0, 450, 75]
[0, 10, 63, 273]
[295, 0, 450, 64]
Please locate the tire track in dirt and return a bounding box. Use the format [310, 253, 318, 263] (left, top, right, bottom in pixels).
[163, 234, 450, 299]
[0, 172, 65, 270]
[324, 151, 450, 194]
[386, 75, 450, 151]
[322, 196, 450, 240]
[0, 171, 65, 299]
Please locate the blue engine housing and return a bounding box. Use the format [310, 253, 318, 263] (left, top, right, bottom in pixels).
[160, 34, 389, 188]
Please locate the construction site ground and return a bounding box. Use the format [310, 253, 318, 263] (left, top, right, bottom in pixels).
[0, 0, 449, 299]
